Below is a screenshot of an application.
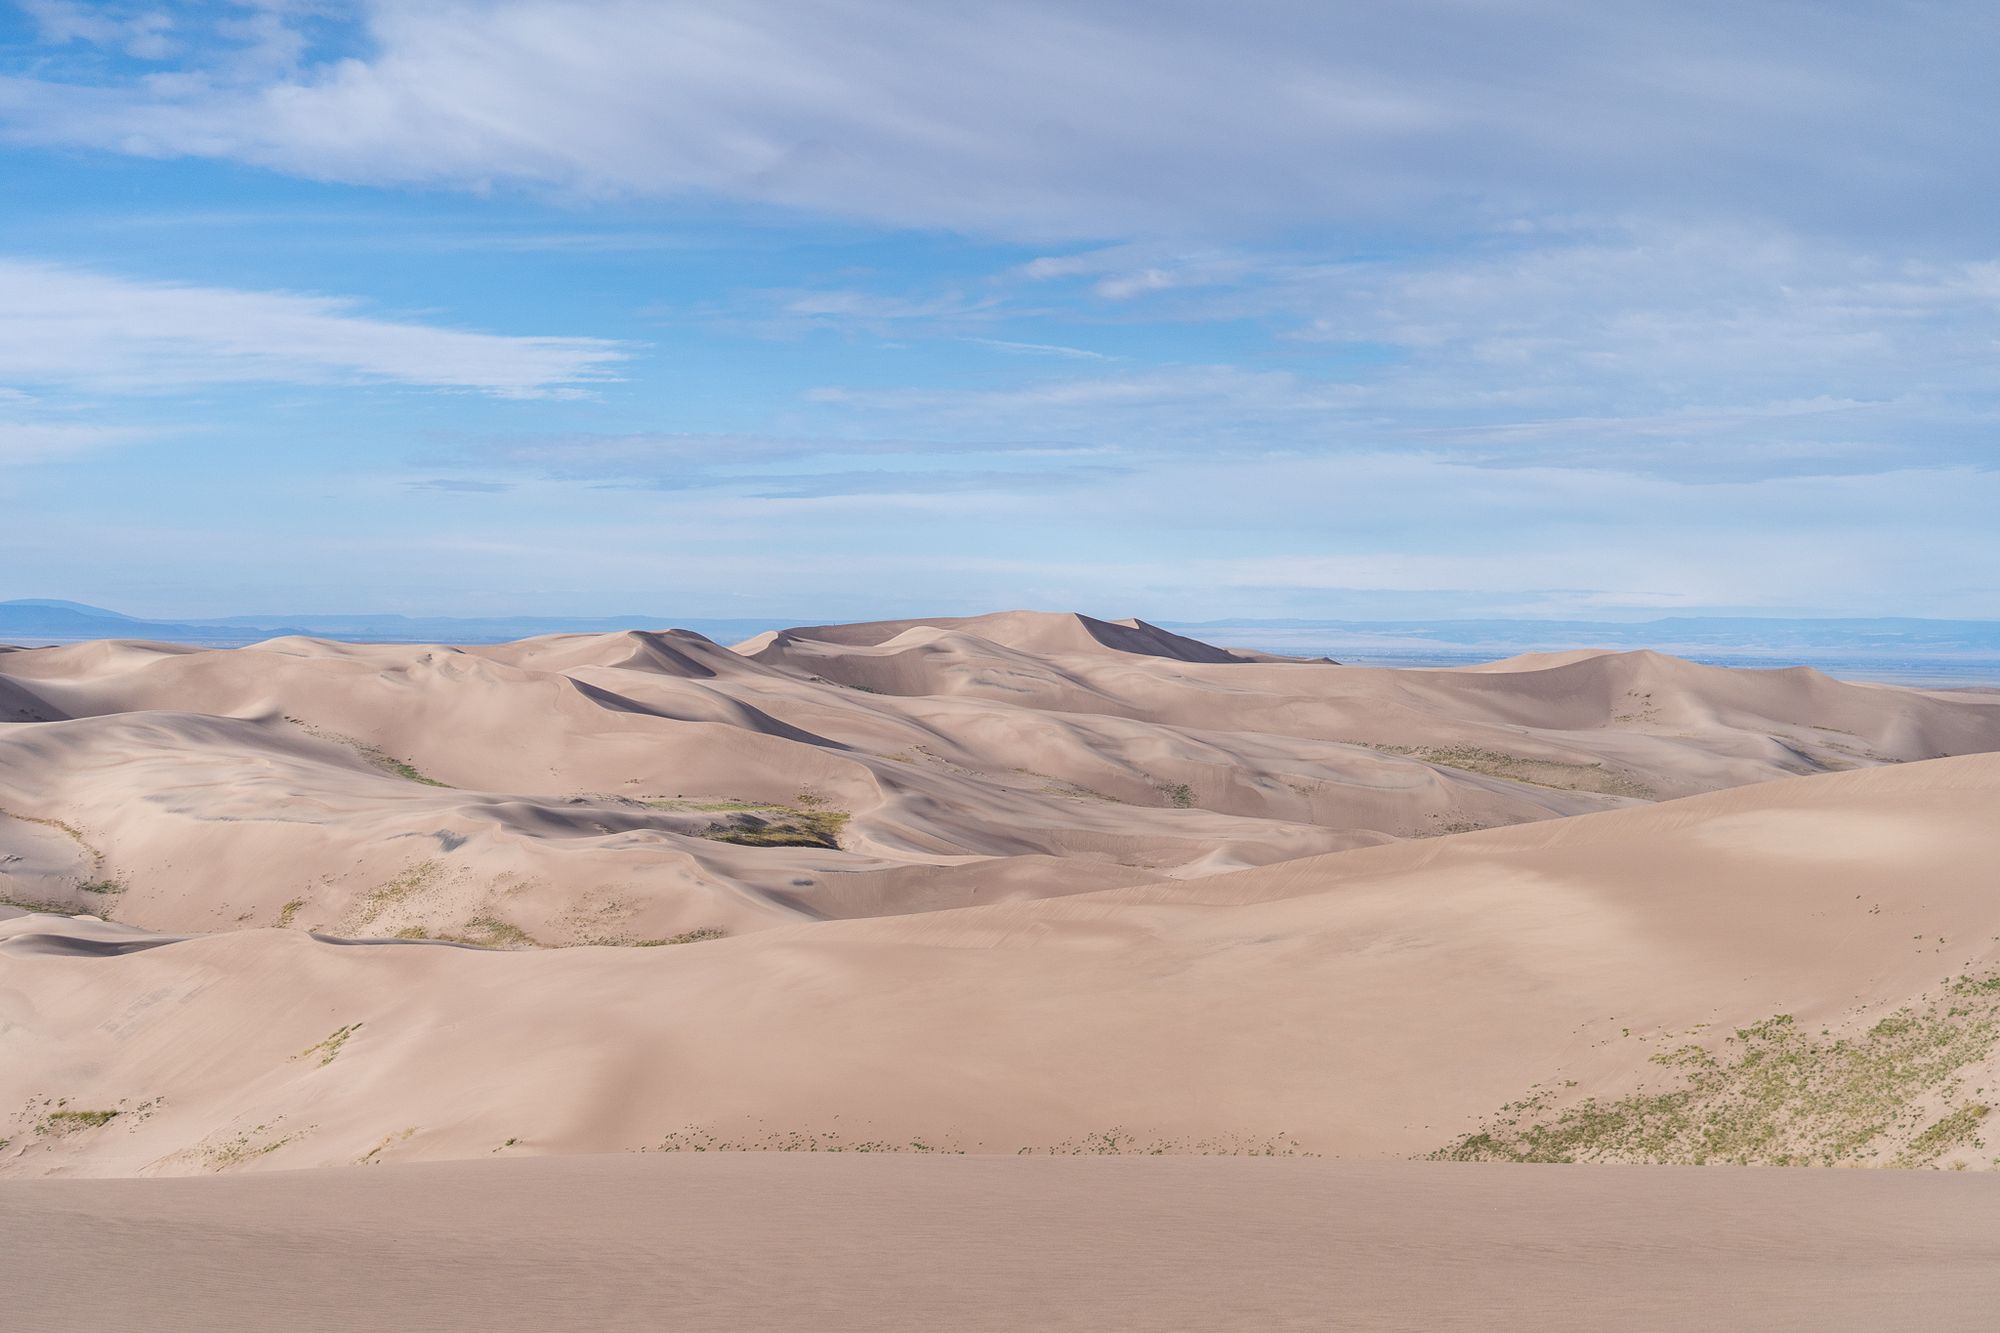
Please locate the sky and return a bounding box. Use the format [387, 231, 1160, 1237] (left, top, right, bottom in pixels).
[2, 0, 1998, 622]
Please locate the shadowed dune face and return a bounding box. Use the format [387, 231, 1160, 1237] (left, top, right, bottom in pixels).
[1, 614, 1999, 1178]
[4, 752, 2000, 1176]
[3, 612, 1998, 943]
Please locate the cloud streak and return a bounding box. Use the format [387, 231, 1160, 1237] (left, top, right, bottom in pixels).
[424, 430, 1125, 498]
[4, 2, 1997, 240]
[0, 260, 627, 397]
[0, 419, 151, 464]
[783, 223, 2000, 481]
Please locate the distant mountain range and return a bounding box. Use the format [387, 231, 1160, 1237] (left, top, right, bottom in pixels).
[1168, 616, 2000, 658]
[0, 599, 784, 647]
[4, 600, 2000, 670]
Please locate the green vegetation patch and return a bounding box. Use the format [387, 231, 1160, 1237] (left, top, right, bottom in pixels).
[1897, 1104, 1991, 1168]
[357, 1126, 417, 1165]
[0, 807, 121, 914]
[1435, 979, 2000, 1167]
[275, 897, 308, 929]
[343, 860, 445, 933]
[642, 798, 781, 813]
[204, 1124, 302, 1169]
[294, 1023, 363, 1067]
[0, 807, 97, 851]
[288, 719, 453, 787]
[697, 790, 849, 849]
[382, 758, 449, 787]
[40, 1108, 119, 1134]
[455, 915, 538, 949]
[1377, 744, 1655, 800]
[1026, 1127, 1313, 1156]
[634, 927, 728, 947]
[1159, 782, 1196, 809]
[0, 892, 81, 915]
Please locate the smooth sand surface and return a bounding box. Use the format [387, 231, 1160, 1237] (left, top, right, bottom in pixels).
[8, 614, 2000, 1323]
[9, 1154, 2000, 1332]
[6, 611, 1997, 945]
[6, 750, 2000, 1173]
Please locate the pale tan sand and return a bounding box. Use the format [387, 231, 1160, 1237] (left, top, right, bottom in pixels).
[7, 615, 2000, 1320]
[4, 612, 1995, 943]
[5, 752, 2000, 1174]
[7, 1154, 2000, 1332]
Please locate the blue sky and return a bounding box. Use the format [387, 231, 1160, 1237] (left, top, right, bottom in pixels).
[2, 1, 1997, 621]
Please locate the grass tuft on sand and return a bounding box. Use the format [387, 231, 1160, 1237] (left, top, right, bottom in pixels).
[697, 790, 850, 849]
[293, 1023, 363, 1067]
[1377, 745, 1654, 800]
[1436, 975, 2000, 1167]
[634, 927, 728, 946]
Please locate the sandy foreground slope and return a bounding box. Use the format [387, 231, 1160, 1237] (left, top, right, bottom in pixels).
[3, 611, 1996, 946]
[4, 750, 2000, 1175]
[10, 1155, 2000, 1333]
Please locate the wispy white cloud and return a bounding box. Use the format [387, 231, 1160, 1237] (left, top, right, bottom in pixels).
[2, 2, 1994, 240]
[0, 419, 151, 464]
[787, 222, 2000, 479]
[964, 338, 1115, 361]
[422, 429, 1124, 498]
[1016, 246, 1267, 300]
[0, 260, 627, 397]
[29, 448, 1992, 619]
[20, 0, 177, 60]
[807, 364, 1356, 417]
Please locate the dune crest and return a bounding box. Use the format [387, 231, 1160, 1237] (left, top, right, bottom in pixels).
[3, 616, 1997, 948]
[1, 608, 1998, 1177]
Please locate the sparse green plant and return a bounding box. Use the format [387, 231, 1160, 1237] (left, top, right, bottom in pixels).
[456, 916, 538, 949]
[203, 1124, 300, 1169]
[293, 1023, 363, 1067]
[1435, 980, 2000, 1167]
[383, 758, 448, 787]
[697, 797, 849, 849]
[635, 927, 728, 946]
[643, 1124, 1314, 1155]
[1161, 782, 1195, 808]
[40, 1108, 119, 1134]
[0, 892, 78, 915]
[340, 861, 445, 934]
[0, 807, 96, 850]
[290, 721, 453, 787]
[276, 897, 307, 928]
[1374, 745, 1654, 800]
[1897, 1104, 1990, 1167]
[357, 1126, 417, 1165]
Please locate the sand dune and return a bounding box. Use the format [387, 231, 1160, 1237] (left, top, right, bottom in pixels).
[4, 612, 1994, 945]
[5, 748, 2000, 1175]
[7, 611, 2000, 1331]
